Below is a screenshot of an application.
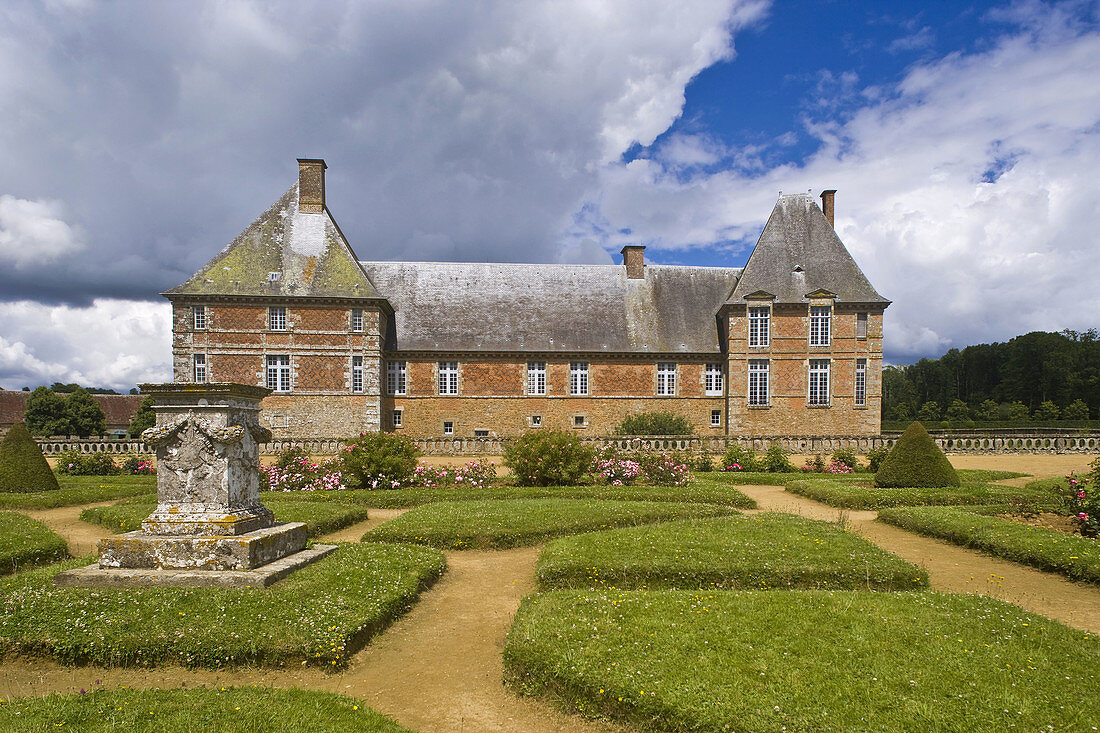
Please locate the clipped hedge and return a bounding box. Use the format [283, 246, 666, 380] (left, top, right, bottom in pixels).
[875, 421, 960, 488]
[0, 423, 60, 493]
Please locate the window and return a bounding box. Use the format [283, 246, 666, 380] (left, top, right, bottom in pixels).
[527, 361, 546, 395]
[438, 362, 458, 395]
[570, 362, 589, 395]
[855, 358, 867, 406]
[351, 309, 364, 332]
[573, 415, 586, 428]
[705, 363, 724, 395]
[531, 415, 542, 427]
[809, 359, 830, 406]
[474, 429, 489, 437]
[809, 306, 831, 346]
[748, 359, 769, 406]
[387, 361, 407, 395]
[748, 307, 769, 347]
[710, 409, 722, 427]
[269, 306, 286, 331]
[443, 421, 454, 435]
[656, 362, 676, 395]
[266, 354, 291, 392]
[351, 356, 363, 393]
[392, 409, 402, 428]
[193, 354, 207, 383]
[192, 306, 207, 330]
[856, 312, 868, 340]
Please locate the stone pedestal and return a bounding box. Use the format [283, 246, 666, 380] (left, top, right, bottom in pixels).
[55, 383, 333, 588]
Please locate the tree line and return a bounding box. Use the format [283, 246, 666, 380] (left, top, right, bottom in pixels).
[883, 330, 1100, 423]
[20, 386, 154, 439]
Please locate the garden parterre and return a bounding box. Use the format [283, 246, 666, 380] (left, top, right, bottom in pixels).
[784, 476, 1053, 510]
[0, 512, 68, 575]
[0, 475, 155, 510]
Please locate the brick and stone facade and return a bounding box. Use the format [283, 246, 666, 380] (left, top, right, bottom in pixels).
[164, 159, 890, 439]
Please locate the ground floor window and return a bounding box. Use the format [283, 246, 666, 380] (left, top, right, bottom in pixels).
[443, 421, 454, 435]
[748, 359, 768, 406]
[392, 408, 402, 428]
[710, 409, 721, 427]
[808, 359, 830, 406]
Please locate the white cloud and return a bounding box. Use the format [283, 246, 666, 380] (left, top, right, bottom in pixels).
[0, 196, 83, 268]
[0, 300, 171, 391]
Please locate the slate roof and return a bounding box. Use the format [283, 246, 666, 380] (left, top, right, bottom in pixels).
[362, 262, 739, 353]
[728, 193, 888, 306]
[165, 185, 381, 300]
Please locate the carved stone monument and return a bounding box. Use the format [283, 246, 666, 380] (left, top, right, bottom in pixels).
[55, 383, 334, 588]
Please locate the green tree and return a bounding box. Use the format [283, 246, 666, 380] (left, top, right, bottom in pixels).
[975, 399, 1000, 421]
[945, 399, 970, 422]
[917, 401, 941, 422]
[1007, 401, 1030, 422]
[63, 387, 106, 437]
[22, 387, 68, 437]
[1063, 399, 1090, 421]
[614, 411, 693, 435]
[1034, 400, 1060, 421]
[128, 396, 157, 437]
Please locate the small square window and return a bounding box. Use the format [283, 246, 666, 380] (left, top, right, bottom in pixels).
[443, 421, 454, 435]
[392, 409, 403, 428]
[351, 309, 364, 332]
[531, 415, 542, 427]
[573, 415, 586, 428]
[474, 429, 489, 437]
[268, 272, 281, 282]
[710, 409, 721, 427]
[269, 306, 287, 331]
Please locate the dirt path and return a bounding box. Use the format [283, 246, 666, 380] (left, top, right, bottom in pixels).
[320, 508, 409, 543]
[19, 502, 116, 557]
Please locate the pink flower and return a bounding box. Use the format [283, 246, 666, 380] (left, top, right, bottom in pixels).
[1079, 512, 1089, 520]
[1079, 491, 1088, 499]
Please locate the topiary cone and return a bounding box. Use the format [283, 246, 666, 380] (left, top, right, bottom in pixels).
[874, 421, 961, 488]
[0, 423, 61, 493]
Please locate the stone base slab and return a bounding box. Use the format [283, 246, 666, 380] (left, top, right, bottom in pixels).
[141, 503, 275, 536]
[97, 522, 307, 571]
[54, 544, 336, 589]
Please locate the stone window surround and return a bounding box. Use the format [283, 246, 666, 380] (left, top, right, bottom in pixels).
[351, 355, 364, 393]
[438, 361, 459, 395]
[748, 359, 769, 407]
[572, 414, 588, 429]
[266, 354, 292, 392]
[193, 353, 207, 383]
[192, 305, 207, 330]
[808, 358, 830, 406]
[387, 360, 407, 396]
[748, 306, 770, 347]
[656, 362, 677, 396]
[269, 306, 287, 332]
[351, 308, 364, 332]
[809, 305, 831, 347]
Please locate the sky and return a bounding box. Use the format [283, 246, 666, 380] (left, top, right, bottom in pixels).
[0, 0, 1098, 392]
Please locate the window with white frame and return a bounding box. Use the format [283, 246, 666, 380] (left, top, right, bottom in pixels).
[266, 354, 291, 392]
[193, 353, 207, 383]
[710, 409, 721, 427]
[705, 363, 724, 395]
[269, 306, 286, 331]
[531, 415, 542, 427]
[573, 414, 586, 428]
[748, 307, 770, 347]
[351, 309, 364, 332]
[809, 306, 831, 346]
[392, 409, 402, 428]
[527, 361, 546, 395]
[569, 362, 589, 395]
[748, 359, 769, 406]
[808, 359, 830, 406]
[192, 306, 207, 330]
[351, 356, 363, 393]
[656, 362, 676, 395]
[387, 360, 407, 395]
[438, 362, 458, 395]
[443, 421, 454, 435]
[855, 358, 867, 406]
[856, 312, 868, 339]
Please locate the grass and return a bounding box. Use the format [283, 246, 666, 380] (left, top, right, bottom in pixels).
[0, 687, 411, 732]
[264, 481, 757, 509]
[0, 512, 68, 575]
[878, 506, 1100, 583]
[362, 498, 738, 549]
[784, 477, 1052, 510]
[0, 475, 155, 510]
[81, 497, 369, 538]
[505, 589, 1100, 732]
[0, 542, 445, 669]
[536, 514, 928, 591]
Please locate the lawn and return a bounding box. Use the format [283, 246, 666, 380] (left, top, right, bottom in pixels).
[784, 477, 1052, 510]
[0, 511, 68, 575]
[505, 589, 1100, 732]
[0, 687, 411, 732]
[878, 506, 1100, 584]
[362, 498, 738, 549]
[536, 513, 928, 591]
[0, 475, 155, 510]
[0, 542, 445, 668]
[82, 497, 369, 538]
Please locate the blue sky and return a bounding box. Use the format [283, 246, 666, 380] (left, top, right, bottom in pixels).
[0, 0, 1098, 390]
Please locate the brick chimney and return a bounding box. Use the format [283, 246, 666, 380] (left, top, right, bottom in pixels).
[820, 189, 836, 228]
[620, 245, 645, 279]
[297, 158, 327, 213]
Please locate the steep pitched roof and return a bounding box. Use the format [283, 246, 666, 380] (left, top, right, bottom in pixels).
[728, 193, 888, 306]
[363, 262, 739, 353]
[165, 184, 381, 299]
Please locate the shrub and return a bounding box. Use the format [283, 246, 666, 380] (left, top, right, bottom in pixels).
[338, 432, 421, 489]
[693, 447, 715, 472]
[865, 445, 890, 473]
[763, 441, 794, 473]
[119, 454, 155, 475]
[127, 396, 156, 437]
[637, 452, 692, 486]
[831, 447, 860, 472]
[1067, 474, 1098, 538]
[810, 453, 826, 472]
[53, 450, 119, 476]
[409, 459, 497, 489]
[262, 456, 346, 493]
[594, 457, 642, 486]
[613, 411, 693, 436]
[874, 422, 961, 488]
[721, 444, 760, 472]
[0, 424, 60, 493]
[1063, 399, 1090, 421]
[504, 430, 595, 486]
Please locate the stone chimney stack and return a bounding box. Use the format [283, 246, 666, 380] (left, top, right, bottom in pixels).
[620, 245, 646, 279]
[820, 189, 836, 228]
[297, 158, 327, 213]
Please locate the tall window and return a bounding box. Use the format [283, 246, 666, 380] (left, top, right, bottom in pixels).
[192, 306, 207, 330]
[387, 361, 407, 395]
[748, 359, 769, 406]
[809, 306, 831, 346]
[392, 409, 402, 428]
[269, 306, 286, 331]
[711, 409, 722, 427]
[351, 356, 364, 393]
[569, 362, 589, 395]
[855, 359, 867, 406]
[193, 353, 207, 383]
[748, 307, 770, 347]
[808, 359, 830, 406]
[656, 362, 676, 395]
[438, 361, 458, 395]
[266, 354, 291, 392]
[527, 362, 546, 395]
[705, 363, 723, 395]
[351, 309, 364, 332]
[856, 312, 868, 339]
